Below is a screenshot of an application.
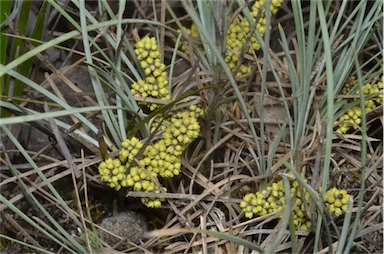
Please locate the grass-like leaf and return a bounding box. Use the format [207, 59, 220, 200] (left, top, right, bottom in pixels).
[197, 229, 265, 253]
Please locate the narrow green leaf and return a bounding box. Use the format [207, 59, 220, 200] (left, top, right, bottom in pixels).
[0, 193, 78, 254]
[284, 161, 333, 253]
[0, 234, 54, 254]
[0, 103, 119, 126]
[0, 18, 168, 78]
[12, 1, 48, 106]
[197, 229, 265, 252]
[314, 1, 335, 252]
[266, 176, 292, 252]
[344, 48, 368, 254]
[337, 197, 354, 254]
[0, 0, 14, 117]
[183, 0, 263, 172]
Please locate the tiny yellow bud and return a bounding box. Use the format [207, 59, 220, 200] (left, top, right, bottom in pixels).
[134, 182, 142, 191]
[272, 190, 279, 197]
[245, 212, 253, 219]
[127, 178, 134, 186]
[334, 208, 343, 216]
[328, 204, 335, 213]
[144, 68, 152, 76]
[334, 199, 342, 208]
[153, 70, 162, 77]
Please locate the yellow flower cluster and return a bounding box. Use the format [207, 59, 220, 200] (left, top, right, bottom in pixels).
[131, 36, 170, 110]
[162, 106, 203, 152]
[335, 76, 383, 134]
[175, 23, 200, 54]
[119, 137, 143, 164]
[341, 76, 357, 95]
[142, 187, 167, 208]
[225, 0, 284, 76]
[240, 177, 352, 231]
[358, 77, 383, 109]
[175, 1, 283, 77]
[240, 177, 312, 230]
[99, 158, 128, 191]
[323, 187, 350, 216]
[98, 37, 204, 208]
[335, 106, 362, 134]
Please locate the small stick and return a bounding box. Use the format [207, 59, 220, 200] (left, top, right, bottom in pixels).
[44, 103, 81, 178]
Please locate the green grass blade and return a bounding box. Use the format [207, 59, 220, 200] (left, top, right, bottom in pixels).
[78, 0, 121, 145]
[1, 100, 100, 148]
[1, 67, 100, 133]
[314, 1, 335, 252]
[1, 126, 83, 229]
[276, 24, 297, 150]
[0, 234, 54, 254]
[165, 1, 210, 70]
[283, 161, 333, 253]
[266, 123, 287, 173]
[100, 0, 115, 19]
[197, 229, 265, 252]
[0, 0, 12, 109]
[168, 34, 183, 89]
[257, 1, 272, 175]
[0, 103, 119, 126]
[11, 1, 48, 99]
[0, 18, 168, 78]
[288, 214, 298, 253]
[336, 197, 354, 254]
[343, 49, 368, 254]
[0, 193, 78, 254]
[183, 0, 263, 170]
[115, 0, 127, 141]
[8, 0, 29, 99]
[266, 176, 292, 252]
[197, 0, 216, 66]
[0, 0, 15, 30]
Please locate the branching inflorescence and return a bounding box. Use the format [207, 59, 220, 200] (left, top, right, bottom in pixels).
[335, 75, 383, 134]
[131, 36, 171, 110]
[176, 0, 283, 77]
[99, 36, 204, 208]
[240, 176, 351, 231]
[225, 0, 283, 76]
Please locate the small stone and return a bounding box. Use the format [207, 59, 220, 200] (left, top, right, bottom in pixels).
[99, 211, 147, 247]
